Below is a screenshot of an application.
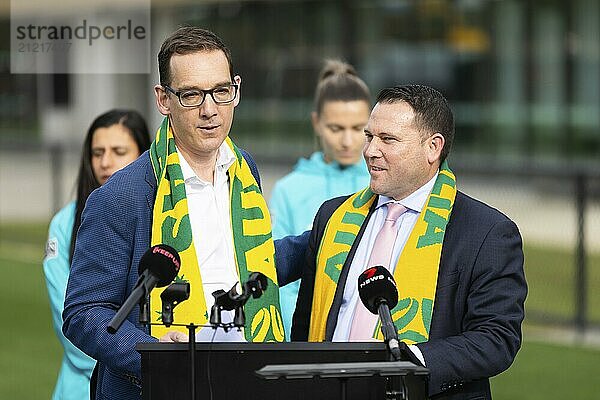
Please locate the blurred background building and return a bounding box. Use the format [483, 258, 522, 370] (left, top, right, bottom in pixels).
[0, 0, 599, 343]
[1, 0, 599, 161]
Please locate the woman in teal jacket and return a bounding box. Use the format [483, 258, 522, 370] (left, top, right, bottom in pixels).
[269, 60, 371, 339]
[43, 110, 150, 400]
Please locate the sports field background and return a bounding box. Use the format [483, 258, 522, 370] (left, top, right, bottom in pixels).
[1, 219, 599, 398]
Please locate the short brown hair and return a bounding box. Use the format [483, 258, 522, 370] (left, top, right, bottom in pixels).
[158, 26, 233, 85]
[376, 84, 454, 163]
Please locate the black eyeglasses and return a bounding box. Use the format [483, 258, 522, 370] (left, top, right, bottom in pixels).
[163, 83, 238, 107]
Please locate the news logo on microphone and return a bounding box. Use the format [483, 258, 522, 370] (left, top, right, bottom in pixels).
[357, 265, 399, 314]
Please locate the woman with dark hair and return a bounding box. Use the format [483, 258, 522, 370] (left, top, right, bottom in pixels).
[269, 60, 372, 340]
[43, 109, 150, 400]
[69, 109, 151, 261]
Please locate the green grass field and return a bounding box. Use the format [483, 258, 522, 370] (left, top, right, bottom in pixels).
[0, 222, 62, 399]
[524, 245, 600, 323]
[1, 222, 599, 399]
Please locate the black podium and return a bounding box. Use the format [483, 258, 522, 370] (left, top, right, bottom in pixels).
[137, 342, 428, 400]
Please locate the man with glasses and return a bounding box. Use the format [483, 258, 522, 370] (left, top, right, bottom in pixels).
[63, 27, 304, 400]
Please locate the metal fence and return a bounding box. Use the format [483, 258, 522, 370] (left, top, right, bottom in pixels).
[448, 157, 600, 333]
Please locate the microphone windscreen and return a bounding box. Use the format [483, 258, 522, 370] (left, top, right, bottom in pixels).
[357, 265, 399, 314]
[138, 244, 181, 287]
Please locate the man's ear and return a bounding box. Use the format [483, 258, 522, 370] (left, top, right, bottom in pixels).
[154, 85, 170, 116]
[233, 75, 242, 107]
[427, 133, 445, 165]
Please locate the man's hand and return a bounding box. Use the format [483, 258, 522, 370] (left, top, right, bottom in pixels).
[159, 331, 189, 342]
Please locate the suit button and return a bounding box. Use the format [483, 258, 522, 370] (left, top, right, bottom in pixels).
[441, 383, 448, 391]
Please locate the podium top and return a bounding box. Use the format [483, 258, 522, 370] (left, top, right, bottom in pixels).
[256, 360, 429, 380]
[137, 341, 389, 352]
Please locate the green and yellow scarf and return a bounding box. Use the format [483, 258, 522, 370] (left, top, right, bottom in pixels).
[309, 161, 456, 344]
[148, 118, 284, 342]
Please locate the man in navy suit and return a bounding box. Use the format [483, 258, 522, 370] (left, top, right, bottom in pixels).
[63, 27, 306, 400]
[292, 85, 527, 399]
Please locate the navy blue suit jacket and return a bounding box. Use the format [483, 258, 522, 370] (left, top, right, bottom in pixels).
[63, 150, 307, 400]
[292, 191, 527, 399]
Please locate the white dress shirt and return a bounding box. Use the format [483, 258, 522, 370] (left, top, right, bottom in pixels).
[332, 173, 439, 365]
[178, 143, 245, 342]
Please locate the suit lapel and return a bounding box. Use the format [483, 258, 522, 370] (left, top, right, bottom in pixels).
[324, 199, 378, 340]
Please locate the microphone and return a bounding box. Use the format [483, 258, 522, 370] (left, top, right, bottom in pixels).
[236, 272, 268, 301]
[357, 265, 402, 361]
[160, 282, 190, 327]
[210, 272, 268, 328]
[107, 244, 181, 334]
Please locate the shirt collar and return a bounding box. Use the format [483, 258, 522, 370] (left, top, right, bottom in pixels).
[376, 171, 439, 213]
[178, 141, 237, 183]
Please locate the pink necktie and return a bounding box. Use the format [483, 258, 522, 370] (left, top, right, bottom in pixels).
[348, 202, 407, 341]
